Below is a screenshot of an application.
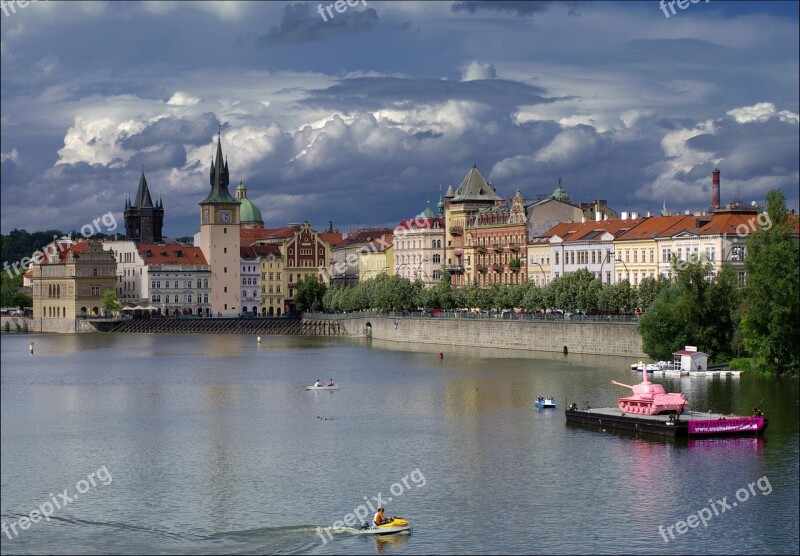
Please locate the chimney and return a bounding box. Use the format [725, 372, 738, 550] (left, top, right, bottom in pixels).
[581, 216, 586, 223]
[595, 212, 602, 222]
[631, 211, 638, 219]
[712, 168, 720, 210]
[646, 211, 652, 217]
[621, 211, 628, 220]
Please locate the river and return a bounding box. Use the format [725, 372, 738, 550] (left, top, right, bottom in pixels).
[1, 333, 797, 554]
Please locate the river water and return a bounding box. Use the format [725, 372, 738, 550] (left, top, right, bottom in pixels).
[1, 333, 798, 555]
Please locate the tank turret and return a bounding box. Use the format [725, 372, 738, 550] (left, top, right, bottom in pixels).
[611, 370, 687, 415]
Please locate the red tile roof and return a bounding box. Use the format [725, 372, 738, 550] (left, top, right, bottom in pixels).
[360, 234, 393, 254]
[319, 232, 344, 246]
[615, 216, 700, 241]
[240, 245, 282, 259]
[544, 218, 644, 243]
[38, 241, 90, 265]
[136, 244, 207, 265]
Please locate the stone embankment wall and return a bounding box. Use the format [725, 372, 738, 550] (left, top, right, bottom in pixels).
[323, 316, 645, 357]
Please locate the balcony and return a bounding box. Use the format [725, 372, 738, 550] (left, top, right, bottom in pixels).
[476, 264, 487, 273]
[445, 265, 465, 274]
[492, 244, 502, 252]
[449, 225, 463, 236]
[509, 243, 520, 252]
[490, 263, 500, 272]
[475, 245, 487, 254]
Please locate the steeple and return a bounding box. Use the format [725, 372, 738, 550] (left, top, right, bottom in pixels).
[202, 133, 235, 204]
[134, 171, 154, 208]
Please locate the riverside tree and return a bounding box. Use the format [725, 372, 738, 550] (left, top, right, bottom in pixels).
[738, 189, 800, 375]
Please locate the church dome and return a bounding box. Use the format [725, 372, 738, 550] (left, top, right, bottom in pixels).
[235, 181, 264, 226]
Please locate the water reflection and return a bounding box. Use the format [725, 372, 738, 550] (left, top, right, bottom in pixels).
[372, 532, 410, 553]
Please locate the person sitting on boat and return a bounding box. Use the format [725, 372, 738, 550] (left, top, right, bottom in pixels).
[547, 395, 554, 401]
[328, 378, 335, 386]
[373, 507, 391, 526]
[314, 379, 322, 387]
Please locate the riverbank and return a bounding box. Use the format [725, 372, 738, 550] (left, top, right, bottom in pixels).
[312, 314, 646, 358]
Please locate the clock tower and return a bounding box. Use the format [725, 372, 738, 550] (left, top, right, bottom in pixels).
[199, 133, 241, 316]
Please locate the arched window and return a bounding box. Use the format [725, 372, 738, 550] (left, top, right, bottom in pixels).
[433, 254, 441, 263]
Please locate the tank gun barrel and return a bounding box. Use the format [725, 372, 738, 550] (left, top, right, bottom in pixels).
[611, 380, 634, 389]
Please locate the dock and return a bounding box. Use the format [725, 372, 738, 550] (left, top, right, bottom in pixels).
[565, 407, 767, 438]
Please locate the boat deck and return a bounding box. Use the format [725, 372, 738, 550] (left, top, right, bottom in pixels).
[565, 407, 767, 438]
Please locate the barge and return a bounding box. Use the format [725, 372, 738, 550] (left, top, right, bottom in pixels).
[565, 407, 768, 438]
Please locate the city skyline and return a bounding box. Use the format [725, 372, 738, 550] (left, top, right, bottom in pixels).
[1, 0, 798, 237]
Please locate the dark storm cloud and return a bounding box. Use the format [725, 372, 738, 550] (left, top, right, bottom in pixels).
[299, 76, 556, 112]
[124, 144, 187, 173]
[253, 1, 378, 46]
[452, 1, 553, 16]
[687, 118, 800, 180]
[118, 114, 220, 151]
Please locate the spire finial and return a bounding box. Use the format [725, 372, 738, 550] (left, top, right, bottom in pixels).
[140, 161, 144, 170]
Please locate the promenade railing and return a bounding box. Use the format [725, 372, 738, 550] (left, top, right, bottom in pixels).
[304, 310, 640, 323]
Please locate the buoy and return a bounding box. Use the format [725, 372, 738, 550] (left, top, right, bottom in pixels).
[438, 352, 443, 359]
[257, 336, 262, 344]
[29, 341, 35, 354]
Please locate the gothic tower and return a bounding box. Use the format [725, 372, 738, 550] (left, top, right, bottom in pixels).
[124, 171, 164, 243]
[199, 134, 241, 316]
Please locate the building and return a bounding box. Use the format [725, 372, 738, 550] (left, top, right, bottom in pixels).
[466, 189, 528, 286]
[541, 216, 642, 284]
[124, 171, 164, 243]
[392, 201, 445, 287]
[257, 245, 284, 316]
[199, 135, 241, 316]
[30, 240, 117, 332]
[139, 244, 210, 316]
[329, 227, 394, 287]
[443, 165, 503, 286]
[105, 240, 211, 315]
[236, 181, 264, 229]
[249, 221, 334, 314]
[359, 235, 394, 281]
[615, 215, 700, 285]
[240, 245, 274, 314]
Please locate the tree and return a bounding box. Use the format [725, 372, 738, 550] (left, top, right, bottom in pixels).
[637, 258, 740, 362]
[101, 290, 122, 315]
[739, 189, 800, 375]
[294, 276, 327, 312]
[637, 275, 670, 310]
[638, 285, 689, 360]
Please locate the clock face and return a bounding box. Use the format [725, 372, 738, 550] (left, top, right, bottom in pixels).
[218, 210, 231, 224]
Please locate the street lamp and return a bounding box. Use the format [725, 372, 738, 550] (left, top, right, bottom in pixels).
[599, 251, 615, 284]
[615, 258, 630, 282]
[528, 258, 547, 285]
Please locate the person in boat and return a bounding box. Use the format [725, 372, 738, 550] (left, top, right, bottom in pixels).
[373, 507, 391, 526]
[328, 378, 335, 386]
[314, 379, 322, 387]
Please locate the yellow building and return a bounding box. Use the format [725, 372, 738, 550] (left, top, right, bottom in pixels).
[259, 245, 285, 316]
[30, 240, 117, 331]
[359, 236, 394, 281]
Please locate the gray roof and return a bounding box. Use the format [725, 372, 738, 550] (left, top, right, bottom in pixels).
[134, 172, 154, 208]
[451, 165, 502, 203]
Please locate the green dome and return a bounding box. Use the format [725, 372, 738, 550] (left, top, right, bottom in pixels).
[239, 197, 263, 224]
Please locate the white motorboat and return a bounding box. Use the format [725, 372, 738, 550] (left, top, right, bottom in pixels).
[305, 384, 340, 391]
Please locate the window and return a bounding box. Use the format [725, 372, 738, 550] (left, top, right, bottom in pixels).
[555, 252, 559, 265]
[165, 281, 170, 288]
[662, 248, 669, 262]
[625, 250, 629, 263]
[203, 279, 208, 288]
[277, 273, 281, 280]
[174, 281, 178, 289]
[633, 250, 638, 263]
[433, 254, 441, 263]
[738, 272, 746, 286]
[650, 249, 654, 263]
[187, 294, 193, 303]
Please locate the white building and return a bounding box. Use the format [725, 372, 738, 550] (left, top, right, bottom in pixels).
[393, 201, 445, 287]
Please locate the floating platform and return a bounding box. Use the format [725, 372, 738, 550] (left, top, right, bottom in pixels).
[565, 407, 767, 438]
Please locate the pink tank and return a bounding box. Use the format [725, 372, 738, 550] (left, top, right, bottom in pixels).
[612, 370, 687, 415]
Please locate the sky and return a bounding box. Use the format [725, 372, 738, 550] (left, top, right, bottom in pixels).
[1, 0, 798, 238]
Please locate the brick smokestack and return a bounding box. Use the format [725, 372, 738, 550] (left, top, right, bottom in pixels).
[712, 167, 720, 210]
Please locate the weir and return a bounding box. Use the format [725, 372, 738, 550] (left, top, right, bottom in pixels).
[111, 317, 345, 335]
